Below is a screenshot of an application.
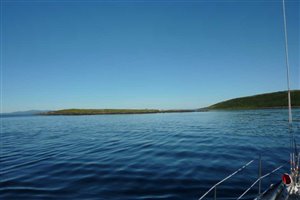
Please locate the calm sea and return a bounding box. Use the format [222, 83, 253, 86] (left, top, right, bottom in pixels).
[1, 109, 300, 200]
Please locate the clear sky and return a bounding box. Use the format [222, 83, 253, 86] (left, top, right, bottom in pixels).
[2, 0, 299, 113]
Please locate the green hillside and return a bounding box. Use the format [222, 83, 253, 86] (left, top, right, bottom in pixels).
[208, 90, 300, 110]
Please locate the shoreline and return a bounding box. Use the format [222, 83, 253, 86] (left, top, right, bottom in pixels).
[41, 107, 300, 116]
[42, 109, 199, 116]
[1, 107, 299, 117]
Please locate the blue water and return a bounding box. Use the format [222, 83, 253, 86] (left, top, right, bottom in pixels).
[1, 109, 300, 200]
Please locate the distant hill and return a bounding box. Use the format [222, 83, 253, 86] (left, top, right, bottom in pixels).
[208, 90, 300, 110]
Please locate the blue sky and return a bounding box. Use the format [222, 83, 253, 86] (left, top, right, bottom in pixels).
[2, 0, 299, 112]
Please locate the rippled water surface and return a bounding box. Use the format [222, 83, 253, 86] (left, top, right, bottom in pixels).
[1, 109, 300, 200]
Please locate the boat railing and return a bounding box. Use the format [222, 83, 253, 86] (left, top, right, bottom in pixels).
[198, 156, 284, 200]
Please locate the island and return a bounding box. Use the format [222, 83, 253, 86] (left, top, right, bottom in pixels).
[41, 90, 300, 115]
[44, 109, 196, 115]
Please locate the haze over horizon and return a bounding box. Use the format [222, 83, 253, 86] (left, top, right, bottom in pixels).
[2, 0, 299, 113]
